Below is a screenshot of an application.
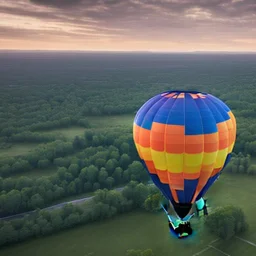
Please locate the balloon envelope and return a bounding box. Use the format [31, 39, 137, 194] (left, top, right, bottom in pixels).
[133, 90, 236, 218]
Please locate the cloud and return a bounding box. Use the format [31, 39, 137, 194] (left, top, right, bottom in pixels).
[0, 0, 255, 50]
[2, 0, 256, 25]
[29, 0, 124, 9]
[29, 0, 85, 8]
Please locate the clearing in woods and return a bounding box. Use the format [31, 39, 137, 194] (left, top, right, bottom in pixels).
[0, 114, 134, 159]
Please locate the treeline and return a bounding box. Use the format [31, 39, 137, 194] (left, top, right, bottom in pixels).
[225, 153, 256, 175]
[205, 205, 248, 240]
[0, 140, 74, 177]
[0, 146, 146, 217]
[0, 117, 91, 142]
[6, 131, 63, 143]
[0, 182, 159, 248]
[30, 117, 90, 131]
[0, 128, 137, 177]
[233, 117, 256, 155]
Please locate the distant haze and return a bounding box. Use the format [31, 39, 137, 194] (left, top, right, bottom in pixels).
[0, 0, 256, 52]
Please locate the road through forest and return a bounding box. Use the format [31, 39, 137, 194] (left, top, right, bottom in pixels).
[0, 187, 125, 221]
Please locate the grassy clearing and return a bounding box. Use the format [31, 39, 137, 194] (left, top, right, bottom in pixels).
[40, 126, 86, 140]
[0, 211, 215, 256]
[9, 166, 58, 179]
[1, 173, 256, 256]
[0, 115, 134, 161]
[0, 143, 40, 158]
[88, 114, 134, 129]
[40, 115, 134, 140]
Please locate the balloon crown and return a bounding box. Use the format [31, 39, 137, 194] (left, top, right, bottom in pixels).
[161, 90, 207, 95]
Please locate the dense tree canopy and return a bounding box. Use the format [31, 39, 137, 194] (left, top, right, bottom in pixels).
[1, 59, 256, 157]
[205, 205, 248, 240]
[1, 53, 256, 250]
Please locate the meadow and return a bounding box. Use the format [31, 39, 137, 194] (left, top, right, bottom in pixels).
[40, 127, 87, 140]
[1, 173, 256, 256]
[9, 166, 58, 179]
[0, 143, 40, 158]
[87, 115, 134, 129]
[1, 115, 134, 157]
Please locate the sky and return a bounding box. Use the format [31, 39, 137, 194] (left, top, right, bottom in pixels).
[0, 0, 256, 52]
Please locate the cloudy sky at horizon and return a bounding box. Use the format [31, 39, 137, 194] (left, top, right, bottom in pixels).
[0, 0, 256, 51]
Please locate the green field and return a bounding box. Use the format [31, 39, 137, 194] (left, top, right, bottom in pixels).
[88, 114, 134, 129]
[41, 115, 134, 139]
[0, 143, 40, 158]
[1, 173, 256, 256]
[9, 166, 58, 179]
[40, 126, 86, 140]
[0, 115, 134, 160]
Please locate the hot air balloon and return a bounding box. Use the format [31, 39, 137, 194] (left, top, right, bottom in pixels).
[133, 90, 236, 238]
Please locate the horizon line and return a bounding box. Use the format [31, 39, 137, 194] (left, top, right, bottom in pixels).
[1, 49, 256, 54]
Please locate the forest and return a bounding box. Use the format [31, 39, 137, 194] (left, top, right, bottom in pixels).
[0, 53, 256, 253]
